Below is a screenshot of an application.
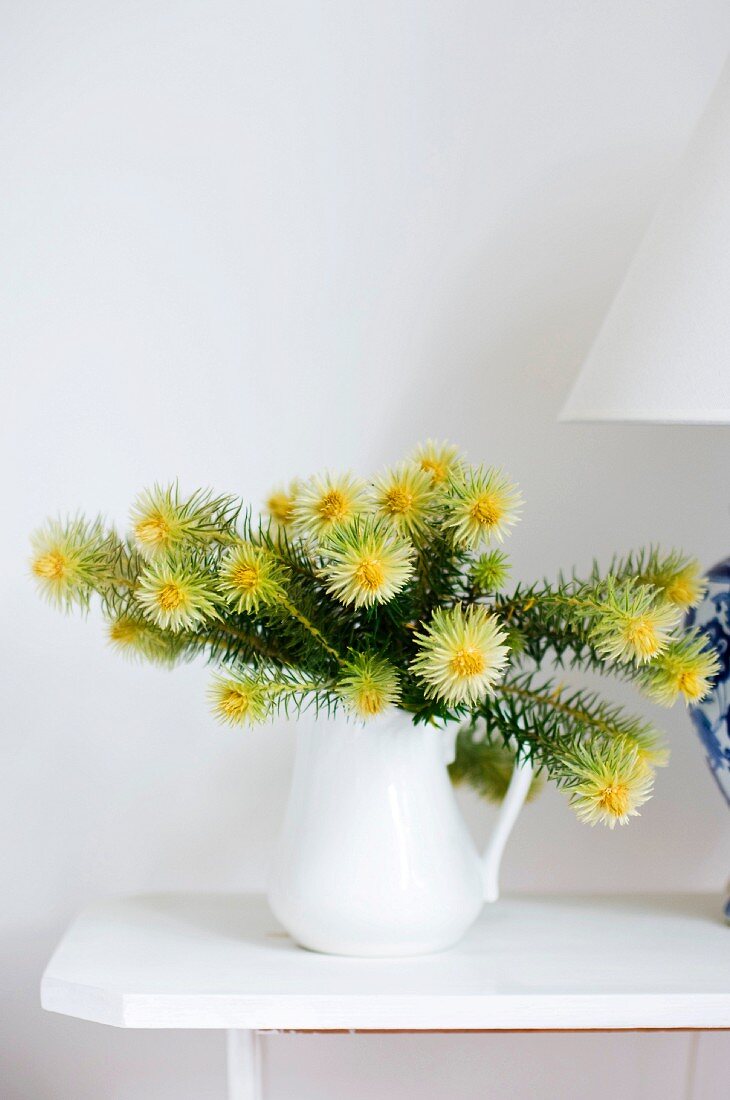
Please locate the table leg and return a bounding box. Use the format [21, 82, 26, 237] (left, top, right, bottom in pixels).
[684, 1032, 699, 1100]
[227, 1029, 262, 1100]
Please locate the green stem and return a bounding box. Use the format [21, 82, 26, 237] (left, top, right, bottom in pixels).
[500, 588, 608, 616]
[497, 681, 629, 742]
[278, 595, 343, 664]
[106, 574, 137, 589]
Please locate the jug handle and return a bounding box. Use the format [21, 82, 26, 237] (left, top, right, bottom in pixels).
[481, 756, 533, 902]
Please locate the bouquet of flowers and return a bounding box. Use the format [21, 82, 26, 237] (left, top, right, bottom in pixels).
[31, 441, 718, 828]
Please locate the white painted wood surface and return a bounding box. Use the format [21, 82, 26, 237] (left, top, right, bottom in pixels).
[41, 893, 730, 1032]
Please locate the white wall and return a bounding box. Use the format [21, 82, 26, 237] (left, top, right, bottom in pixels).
[2, 2, 730, 1096]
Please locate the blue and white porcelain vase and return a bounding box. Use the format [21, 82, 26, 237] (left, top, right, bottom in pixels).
[685, 557, 730, 921]
[686, 558, 730, 803]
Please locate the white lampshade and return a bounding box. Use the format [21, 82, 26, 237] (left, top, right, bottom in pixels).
[561, 59, 730, 425]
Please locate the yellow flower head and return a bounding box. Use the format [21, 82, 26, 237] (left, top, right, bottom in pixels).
[30, 517, 108, 610]
[590, 581, 680, 665]
[641, 633, 720, 706]
[412, 439, 462, 485]
[321, 517, 415, 608]
[108, 615, 144, 649]
[661, 563, 707, 611]
[443, 465, 523, 549]
[411, 604, 510, 707]
[634, 550, 707, 612]
[209, 675, 270, 727]
[371, 462, 438, 539]
[294, 471, 369, 541]
[337, 653, 401, 719]
[218, 542, 284, 614]
[130, 485, 238, 559]
[107, 613, 183, 665]
[265, 480, 300, 530]
[565, 742, 655, 828]
[136, 557, 219, 632]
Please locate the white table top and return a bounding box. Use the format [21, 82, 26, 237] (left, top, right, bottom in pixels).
[41, 893, 730, 1031]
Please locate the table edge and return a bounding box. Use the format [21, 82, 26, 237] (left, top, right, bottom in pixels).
[40, 978, 730, 1031]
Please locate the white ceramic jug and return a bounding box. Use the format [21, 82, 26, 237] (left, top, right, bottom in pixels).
[268, 710, 533, 956]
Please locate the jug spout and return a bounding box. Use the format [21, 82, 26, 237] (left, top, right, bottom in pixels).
[481, 756, 533, 902]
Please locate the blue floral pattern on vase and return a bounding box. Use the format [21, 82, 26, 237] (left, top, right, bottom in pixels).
[686, 556, 730, 808]
[685, 557, 730, 923]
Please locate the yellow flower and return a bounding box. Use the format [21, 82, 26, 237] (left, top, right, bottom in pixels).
[411, 604, 510, 707]
[130, 485, 238, 558]
[321, 517, 415, 608]
[265, 481, 300, 530]
[337, 653, 401, 718]
[590, 582, 680, 665]
[218, 543, 284, 614]
[371, 462, 438, 539]
[30, 517, 109, 610]
[412, 439, 462, 485]
[130, 486, 191, 556]
[107, 614, 183, 665]
[136, 557, 219, 632]
[565, 742, 654, 828]
[634, 551, 707, 612]
[661, 564, 706, 611]
[443, 466, 522, 549]
[294, 471, 369, 540]
[209, 675, 270, 727]
[108, 616, 143, 649]
[641, 634, 720, 706]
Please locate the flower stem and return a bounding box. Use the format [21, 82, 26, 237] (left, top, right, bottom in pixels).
[497, 681, 626, 741]
[278, 595, 343, 664]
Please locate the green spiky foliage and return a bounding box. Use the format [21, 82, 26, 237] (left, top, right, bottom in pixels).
[449, 730, 544, 803]
[30, 445, 719, 828]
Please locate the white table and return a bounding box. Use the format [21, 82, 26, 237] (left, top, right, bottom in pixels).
[41, 892, 730, 1098]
